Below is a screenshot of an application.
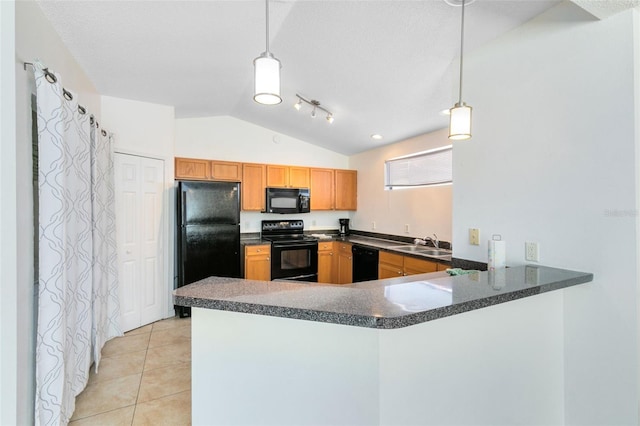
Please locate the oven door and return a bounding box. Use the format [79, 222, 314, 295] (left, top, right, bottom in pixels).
[270, 241, 318, 281]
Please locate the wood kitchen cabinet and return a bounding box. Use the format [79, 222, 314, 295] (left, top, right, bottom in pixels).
[210, 160, 242, 182]
[266, 165, 310, 188]
[242, 163, 266, 211]
[317, 241, 336, 284]
[310, 168, 357, 211]
[336, 242, 353, 284]
[335, 169, 357, 211]
[244, 244, 271, 281]
[310, 168, 335, 211]
[378, 251, 405, 279]
[403, 256, 439, 275]
[175, 157, 210, 180]
[379, 251, 443, 278]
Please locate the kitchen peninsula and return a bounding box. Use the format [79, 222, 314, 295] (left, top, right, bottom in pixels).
[174, 266, 592, 425]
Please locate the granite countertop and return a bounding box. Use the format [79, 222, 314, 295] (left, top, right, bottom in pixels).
[174, 265, 593, 329]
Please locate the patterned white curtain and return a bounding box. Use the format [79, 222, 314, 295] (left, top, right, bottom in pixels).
[90, 124, 121, 370]
[34, 62, 122, 425]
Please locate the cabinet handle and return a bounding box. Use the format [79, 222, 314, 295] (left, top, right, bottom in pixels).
[399, 271, 403, 275]
[266, 257, 270, 260]
[256, 249, 261, 252]
[330, 253, 333, 256]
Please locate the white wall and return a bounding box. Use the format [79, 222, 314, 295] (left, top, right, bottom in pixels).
[101, 96, 176, 317]
[350, 128, 452, 243]
[1, 2, 17, 424]
[453, 4, 638, 424]
[13, 1, 102, 423]
[175, 116, 351, 232]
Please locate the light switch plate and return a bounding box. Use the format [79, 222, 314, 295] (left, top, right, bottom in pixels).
[469, 228, 480, 245]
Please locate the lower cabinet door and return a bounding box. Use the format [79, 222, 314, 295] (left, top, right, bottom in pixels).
[245, 245, 271, 281]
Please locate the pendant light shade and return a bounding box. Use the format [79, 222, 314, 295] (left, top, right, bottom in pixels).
[254, 52, 281, 105]
[449, 102, 472, 140]
[448, 0, 472, 140]
[253, 0, 282, 105]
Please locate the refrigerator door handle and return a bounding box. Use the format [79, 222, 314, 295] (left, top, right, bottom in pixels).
[181, 191, 187, 226]
[181, 233, 187, 262]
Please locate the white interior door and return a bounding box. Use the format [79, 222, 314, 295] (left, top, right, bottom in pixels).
[114, 153, 165, 332]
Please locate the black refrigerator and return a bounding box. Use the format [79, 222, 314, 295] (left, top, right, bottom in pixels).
[176, 180, 241, 317]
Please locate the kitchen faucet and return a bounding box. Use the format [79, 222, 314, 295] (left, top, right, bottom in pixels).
[413, 234, 439, 249]
[425, 234, 439, 249]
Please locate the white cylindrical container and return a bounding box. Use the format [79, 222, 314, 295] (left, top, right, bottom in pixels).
[488, 239, 506, 270]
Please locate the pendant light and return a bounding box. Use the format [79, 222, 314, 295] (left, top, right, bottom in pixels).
[448, 0, 472, 140]
[253, 0, 282, 105]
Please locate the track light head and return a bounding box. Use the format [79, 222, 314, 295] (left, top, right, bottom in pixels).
[294, 94, 334, 124]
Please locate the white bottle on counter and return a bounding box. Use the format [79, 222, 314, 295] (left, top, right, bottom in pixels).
[488, 236, 506, 270]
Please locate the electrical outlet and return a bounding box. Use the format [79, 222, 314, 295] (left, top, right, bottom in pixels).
[372, 221, 376, 230]
[525, 242, 539, 262]
[405, 224, 410, 233]
[469, 228, 480, 245]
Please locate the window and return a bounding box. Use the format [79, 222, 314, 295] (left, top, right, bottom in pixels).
[385, 145, 452, 189]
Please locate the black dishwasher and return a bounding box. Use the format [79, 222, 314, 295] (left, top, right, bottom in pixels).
[352, 245, 379, 282]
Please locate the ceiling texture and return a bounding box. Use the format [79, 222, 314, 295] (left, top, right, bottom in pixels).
[36, 0, 569, 155]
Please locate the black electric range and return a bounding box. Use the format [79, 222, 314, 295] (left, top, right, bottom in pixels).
[261, 220, 318, 282]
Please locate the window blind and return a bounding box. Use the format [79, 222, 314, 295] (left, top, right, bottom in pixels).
[385, 146, 452, 189]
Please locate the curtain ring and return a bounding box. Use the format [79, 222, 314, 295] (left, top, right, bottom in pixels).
[78, 105, 86, 115]
[43, 68, 57, 84]
[101, 129, 107, 137]
[90, 116, 95, 125]
[63, 89, 73, 101]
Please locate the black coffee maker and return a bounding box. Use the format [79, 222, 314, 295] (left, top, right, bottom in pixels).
[339, 218, 350, 236]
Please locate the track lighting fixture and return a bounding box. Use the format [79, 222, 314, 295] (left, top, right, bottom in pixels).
[294, 94, 334, 124]
[253, 0, 282, 105]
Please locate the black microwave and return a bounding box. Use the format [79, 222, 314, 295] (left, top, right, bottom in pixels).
[265, 188, 310, 214]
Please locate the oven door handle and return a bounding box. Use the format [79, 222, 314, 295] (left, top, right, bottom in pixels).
[271, 241, 318, 249]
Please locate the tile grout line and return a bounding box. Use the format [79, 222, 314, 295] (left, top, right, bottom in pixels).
[131, 327, 153, 426]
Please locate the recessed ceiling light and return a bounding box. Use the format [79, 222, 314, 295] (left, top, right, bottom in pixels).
[371, 134, 383, 140]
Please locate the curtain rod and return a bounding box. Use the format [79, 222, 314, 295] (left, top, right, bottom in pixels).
[23, 61, 107, 135]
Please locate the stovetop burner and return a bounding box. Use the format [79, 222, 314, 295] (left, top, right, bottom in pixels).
[261, 219, 317, 242]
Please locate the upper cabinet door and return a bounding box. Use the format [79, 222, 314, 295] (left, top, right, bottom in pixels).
[175, 157, 210, 180]
[335, 169, 357, 211]
[266, 165, 288, 188]
[310, 168, 335, 211]
[210, 160, 242, 182]
[288, 167, 310, 188]
[242, 163, 266, 211]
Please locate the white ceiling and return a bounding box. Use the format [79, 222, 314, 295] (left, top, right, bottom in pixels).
[37, 0, 564, 155]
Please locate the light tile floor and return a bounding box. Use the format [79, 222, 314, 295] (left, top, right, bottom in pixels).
[69, 316, 192, 425]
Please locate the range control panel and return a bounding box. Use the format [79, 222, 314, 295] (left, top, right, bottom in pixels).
[261, 220, 305, 235]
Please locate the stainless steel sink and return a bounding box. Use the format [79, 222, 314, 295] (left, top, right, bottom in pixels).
[387, 245, 451, 256]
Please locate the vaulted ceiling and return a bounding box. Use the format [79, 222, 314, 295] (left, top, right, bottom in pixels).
[37, 0, 570, 155]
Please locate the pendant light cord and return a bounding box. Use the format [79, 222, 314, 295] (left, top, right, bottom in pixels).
[265, 0, 270, 53]
[458, 0, 466, 105]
